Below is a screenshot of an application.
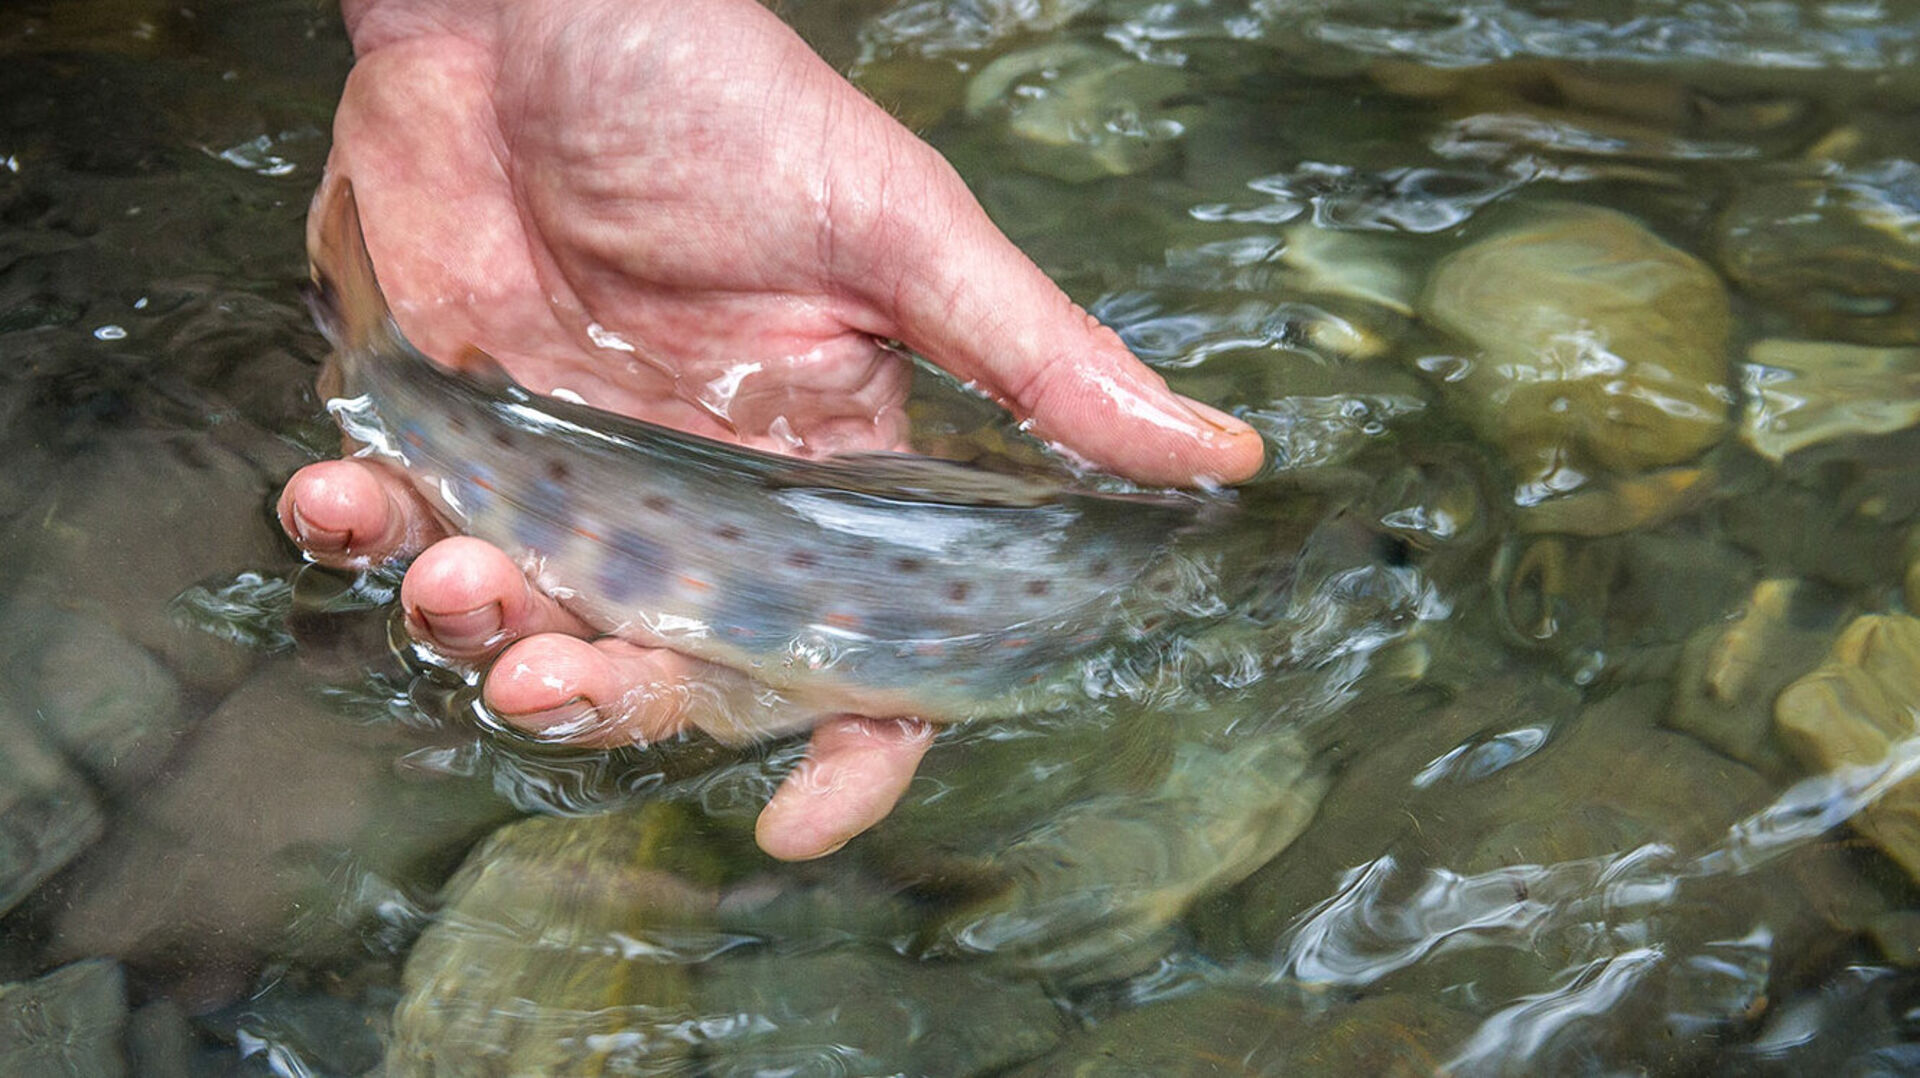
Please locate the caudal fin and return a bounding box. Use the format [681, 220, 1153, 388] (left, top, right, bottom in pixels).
[304, 178, 404, 356]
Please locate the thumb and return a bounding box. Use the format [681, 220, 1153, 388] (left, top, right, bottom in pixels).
[859, 155, 1265, 488]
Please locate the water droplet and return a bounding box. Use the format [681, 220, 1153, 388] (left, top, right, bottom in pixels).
[93, 324, 126, 341]
[586, 322, 637, 353]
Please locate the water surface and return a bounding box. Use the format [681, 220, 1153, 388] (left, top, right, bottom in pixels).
[3, 0, 1920, 1073]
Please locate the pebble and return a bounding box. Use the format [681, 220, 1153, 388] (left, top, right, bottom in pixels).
[0, 960, 128, 1078]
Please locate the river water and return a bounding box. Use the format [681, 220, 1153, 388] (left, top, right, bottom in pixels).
[3, 0, 1920, 1074]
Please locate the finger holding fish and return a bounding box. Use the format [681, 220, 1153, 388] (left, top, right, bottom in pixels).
[756, 716, 935, 861]
[483, 632, 712, 746]
[277, 457, 449, 567]
[482, 633, 933, 861]
[399, 536, 595, 658]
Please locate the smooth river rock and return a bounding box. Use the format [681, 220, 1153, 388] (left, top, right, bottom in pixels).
[0, 960, 128, 1078]
[1774, 612, 1920, 884]
[0, 701, 102, 919]
[1419, 202, 1733, 487]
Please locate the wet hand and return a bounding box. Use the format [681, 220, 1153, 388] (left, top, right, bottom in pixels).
[280, 0, 1264, 860]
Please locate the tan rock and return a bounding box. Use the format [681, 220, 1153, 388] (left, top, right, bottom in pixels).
[1775, 614, 1920, 882]
[965, 42, 1194, 183]
[1420, 203, 1732, 485]
[1666, 578, 1840, 778]
[1741, 340, 1920, 461]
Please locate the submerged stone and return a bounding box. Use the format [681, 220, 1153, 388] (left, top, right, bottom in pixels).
[1774, 613, 1920, 884]
[1419, 202, 1732, 486]
[390, 804, 1063, 1077]
[3, 432, 286, 696]
[1279, 223, 1424, 318]
[48, 664, 511, 1006]
[1666, 578, 1843, 778]
[0, 960, 128, 1078]
[1718, 161, 1920, 347]
[1010, 988, 1471, 1077]
[699, 951, 1063, 1077]
[1740, 339, 1920, 461]
[122, 1001, 198, 1078]
[0, 702, 102, 919]
[1514, 464, 1714, 537]
[916, 732, 1325, 984]
[1909, 536, 1920, 614]
[388, 805, 715, 1078]
[0, 600, 184, 795]
[965, 42, 1194, 183]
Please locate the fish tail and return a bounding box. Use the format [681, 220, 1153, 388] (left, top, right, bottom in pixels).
[304, 177, 408, 364]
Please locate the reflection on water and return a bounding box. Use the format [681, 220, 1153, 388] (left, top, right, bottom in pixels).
[3, 0, 1920, 1073]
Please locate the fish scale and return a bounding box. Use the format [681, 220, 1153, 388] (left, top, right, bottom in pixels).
[306, 180, 1224, 733]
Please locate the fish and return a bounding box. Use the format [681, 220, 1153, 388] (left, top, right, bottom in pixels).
[305, 180, 1228, 738]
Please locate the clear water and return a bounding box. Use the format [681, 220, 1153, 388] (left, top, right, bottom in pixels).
[4, 0, 1920, 1074]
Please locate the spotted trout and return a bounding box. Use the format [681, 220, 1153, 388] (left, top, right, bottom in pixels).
[307, 182, 1227, 737]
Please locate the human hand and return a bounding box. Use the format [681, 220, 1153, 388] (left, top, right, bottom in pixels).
[279, 0, 1264, 859]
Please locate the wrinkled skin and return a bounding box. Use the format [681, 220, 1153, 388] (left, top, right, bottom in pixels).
[279, 0, 1264, 860]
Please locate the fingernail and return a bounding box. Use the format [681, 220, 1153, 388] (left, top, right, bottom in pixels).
[413, 601, 505, 652]
[494, 695, 600, 741]
[289, 503, 352, 553]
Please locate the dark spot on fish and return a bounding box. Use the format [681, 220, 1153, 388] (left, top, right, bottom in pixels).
[1149, 575, 1175, 595]
[492, 430, 514, 449]
[1090, 559, 1112, 577]
[447, 414, 468, 434]
[947, 581, 971, 602]
[894, 557, 923, 573]
[545, 459, 570, 484]
[1025, 580, 1051, 596]
[786, 551, 818, 571]
[715, 524, 745, 542]
[644, 494, 673, 513]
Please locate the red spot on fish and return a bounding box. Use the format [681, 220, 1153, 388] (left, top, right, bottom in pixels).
[1001, 637, 1032, 650]
[825, 612, 864, 631]
[572, 525, 603, 542]
[470, 476, 495, 492]
[679, 575, 711, 592]
[402, 430, 425, 449]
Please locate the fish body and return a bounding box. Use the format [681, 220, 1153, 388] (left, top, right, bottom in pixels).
[307, 182, 1222, 730]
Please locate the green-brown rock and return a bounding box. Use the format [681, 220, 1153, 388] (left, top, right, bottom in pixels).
[1420, 203, 1732, 486]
